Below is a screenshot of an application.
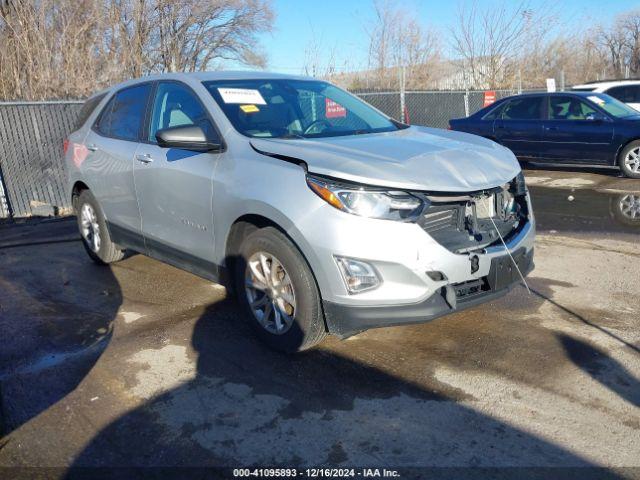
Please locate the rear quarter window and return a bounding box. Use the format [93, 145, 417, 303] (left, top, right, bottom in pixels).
[74, 93, 107, 130]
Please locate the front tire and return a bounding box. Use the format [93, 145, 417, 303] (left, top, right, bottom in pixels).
[76, 190, 125, 265]
[234, 227, 327, 353]
[618, 141, 640, 179]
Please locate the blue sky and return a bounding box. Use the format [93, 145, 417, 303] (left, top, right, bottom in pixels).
[254, 0, 637, 73]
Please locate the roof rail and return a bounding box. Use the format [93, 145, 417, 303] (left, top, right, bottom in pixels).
[579, 77, 640, 85]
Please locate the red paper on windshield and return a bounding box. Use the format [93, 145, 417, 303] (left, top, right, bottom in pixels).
[325, 98, 346, 118]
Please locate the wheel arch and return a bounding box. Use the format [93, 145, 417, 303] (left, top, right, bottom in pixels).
[615, 138, 640, 166]
[71, 180, 90, 212]
[224, 213, 330, 332]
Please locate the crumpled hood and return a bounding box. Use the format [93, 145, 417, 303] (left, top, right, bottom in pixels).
[250, 126, 521, 192]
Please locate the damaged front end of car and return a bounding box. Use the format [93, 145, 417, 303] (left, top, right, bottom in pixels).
[417, 172, 531, 254]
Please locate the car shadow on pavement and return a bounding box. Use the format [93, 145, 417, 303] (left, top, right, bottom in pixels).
[557, 333, 640, 408]
[0, 226, 625, 478]
[0, 240, 121, 436]
[64, 295, 621, 478]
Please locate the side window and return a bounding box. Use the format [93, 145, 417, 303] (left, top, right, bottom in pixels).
[483, 103, 504, 120]
[627, 86, 640, 103]
[148, 82, 219, 144]
[607, 86, 629, 103]
[94, 85, 151, 140]
[109, 84, 152, 141]
[549, 96, 596, 120]
[75, 93, 107, 130]
[501, 97, 543, 120]
[95, 95, 116, 137]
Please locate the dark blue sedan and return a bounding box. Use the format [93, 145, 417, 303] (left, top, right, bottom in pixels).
[449, 92, 640, 178]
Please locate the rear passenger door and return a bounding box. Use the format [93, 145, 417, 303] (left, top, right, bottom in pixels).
[133, 81, 224, 273]
[83, 83, 152, 243]
[494, 96, 544, 159]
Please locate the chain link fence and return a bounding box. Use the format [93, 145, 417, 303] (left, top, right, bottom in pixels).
[0, 89, 543, 219]
[0, 101, 83, 218]
[355, 89, 540, 128]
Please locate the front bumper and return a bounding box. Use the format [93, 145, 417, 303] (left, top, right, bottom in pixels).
[323, 246, 534, 337]
[290, 184, 535, 336]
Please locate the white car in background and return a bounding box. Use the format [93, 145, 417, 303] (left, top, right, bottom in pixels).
[572, 79, 640, 111]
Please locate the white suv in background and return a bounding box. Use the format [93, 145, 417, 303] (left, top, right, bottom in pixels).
[572, 79, 640, 111]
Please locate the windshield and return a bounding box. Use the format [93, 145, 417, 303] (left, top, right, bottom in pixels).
[586, 93, 639, 118]
[203, 79, 401, 139]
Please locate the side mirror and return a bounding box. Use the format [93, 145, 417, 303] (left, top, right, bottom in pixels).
[586, 112, 607, 122]
[156, 125, 221, 152]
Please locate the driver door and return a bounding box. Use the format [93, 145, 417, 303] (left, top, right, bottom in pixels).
[133, 81, 224, 274]
[540, 95, 614, 163]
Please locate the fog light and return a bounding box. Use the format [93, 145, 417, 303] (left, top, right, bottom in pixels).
[426, 271, 447, 282]
[335, 257, 381, 294]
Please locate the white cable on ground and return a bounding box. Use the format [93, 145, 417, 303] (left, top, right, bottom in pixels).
[478, 195, 531, 295]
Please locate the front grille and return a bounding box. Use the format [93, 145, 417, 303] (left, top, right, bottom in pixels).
[421, 206, 459, 233]
[417, 185, 528, 254]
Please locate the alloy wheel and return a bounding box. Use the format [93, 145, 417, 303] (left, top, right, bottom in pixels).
[245, 251, 296, 335]
[624, 147, 640, 174]
[80, 203, 101, 253]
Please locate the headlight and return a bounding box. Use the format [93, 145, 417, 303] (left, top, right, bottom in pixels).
[306, 176, 426, 221]
[513, 171, 527, 195]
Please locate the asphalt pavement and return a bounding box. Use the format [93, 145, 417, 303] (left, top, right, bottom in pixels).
[0, 165, 639, 478]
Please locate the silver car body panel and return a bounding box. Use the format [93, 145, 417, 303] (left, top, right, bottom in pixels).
[133, 143, 220, 264]
[65, 72, 535, 329]
[80, 130, 142, 234]
[250, 127, 521, 192]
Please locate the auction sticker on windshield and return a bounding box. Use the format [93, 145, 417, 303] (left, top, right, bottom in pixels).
[218, 88, 266, 105]
[240, 105, 260, 113]
[588, 95, 605, 106]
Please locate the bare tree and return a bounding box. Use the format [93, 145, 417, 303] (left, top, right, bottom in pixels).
[597, 24, 628, 78]
[620, 10, 640, 75]
[155, 0, 273, 72]
[365, 0, 439, 89]
[0, 0, 274, 100]
[450, 1, 554, 88]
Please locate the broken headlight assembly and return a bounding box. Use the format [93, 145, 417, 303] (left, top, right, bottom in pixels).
[306, 175, 427, 222]
[512, 171, 527, 196]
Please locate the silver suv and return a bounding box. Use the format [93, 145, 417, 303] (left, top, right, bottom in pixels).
[65, 72, 535, 352]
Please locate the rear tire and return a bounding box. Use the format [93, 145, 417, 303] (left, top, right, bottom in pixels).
[618, 141, 640, 179]
[76, 190, 125, 265]
[234, 227, 327, 353]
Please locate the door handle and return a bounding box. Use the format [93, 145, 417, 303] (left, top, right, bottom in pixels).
[136, 153, 153, 164]
[87, 144, 99, 152]
[544, 126, 559, 131]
